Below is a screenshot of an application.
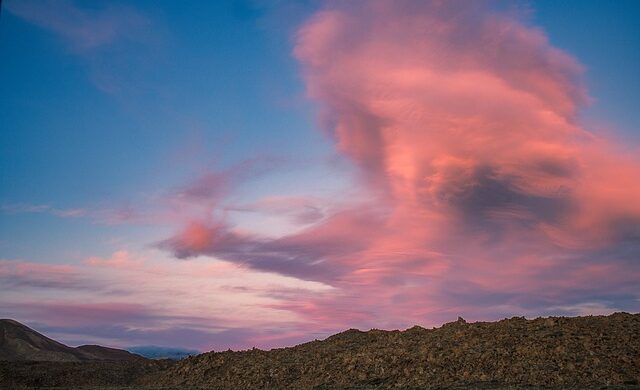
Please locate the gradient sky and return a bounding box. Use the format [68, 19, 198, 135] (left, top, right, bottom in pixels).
[1, 0, 639, 351]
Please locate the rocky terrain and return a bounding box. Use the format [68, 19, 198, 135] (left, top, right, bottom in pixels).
[149, 313, 640, 389]
[0, 359, 174, 389]
[1, 313, 639, 389]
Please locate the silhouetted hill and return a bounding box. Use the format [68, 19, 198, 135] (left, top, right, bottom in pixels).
[76, 344, 145, 361]
[0, 319, 143, 362]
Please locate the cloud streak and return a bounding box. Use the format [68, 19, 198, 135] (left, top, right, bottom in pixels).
[5, 0, 160, 94]
[0, 251, 333, 350]
[5, 0, 149, 50]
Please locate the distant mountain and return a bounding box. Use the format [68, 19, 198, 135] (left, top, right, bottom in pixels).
[127, 345, 199, 360]
[0, 319, 144, 362]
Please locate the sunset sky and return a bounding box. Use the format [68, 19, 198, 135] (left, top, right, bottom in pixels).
[1, 0, 639, 352]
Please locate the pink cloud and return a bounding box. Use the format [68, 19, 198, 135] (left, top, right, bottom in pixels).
[0, 259, 93, 291]
[84, 250, 143, 269]
[162, 0, 640, 332]
[161, 208, 385, 282]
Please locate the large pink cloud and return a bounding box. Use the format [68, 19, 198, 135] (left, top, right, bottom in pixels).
[162, 1, 640, 333]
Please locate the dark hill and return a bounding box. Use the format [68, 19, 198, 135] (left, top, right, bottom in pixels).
[76, 344, 144, 361]
[0, 319, 143, 362]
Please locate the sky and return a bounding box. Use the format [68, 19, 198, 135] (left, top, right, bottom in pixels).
[0, 0, 639, 352]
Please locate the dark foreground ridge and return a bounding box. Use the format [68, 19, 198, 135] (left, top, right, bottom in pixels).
[1, 313, 639, 389]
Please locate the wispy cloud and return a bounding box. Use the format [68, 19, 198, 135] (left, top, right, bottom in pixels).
[5, 0, 160, 94]
[83, 250, 143, 269]
[5, 0, 149, 50]
[0, 259, 94, 291]
[1, 203, 87, 218]
[227, 195, 327, 225]
[0, 250, 333, 350]
[0, 156, 283, 229]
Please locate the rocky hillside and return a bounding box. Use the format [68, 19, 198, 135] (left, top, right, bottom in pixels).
[0, 319, 143, 362]
[148, 313, 640, 389]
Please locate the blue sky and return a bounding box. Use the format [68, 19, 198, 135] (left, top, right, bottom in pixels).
[532, 0, 640, 137]
[1, 0, 348, 261]
[2, 1, 638, 261]
[0, 1, 638, 350]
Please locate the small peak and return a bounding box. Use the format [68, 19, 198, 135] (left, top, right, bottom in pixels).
[442, 316, 468, 327]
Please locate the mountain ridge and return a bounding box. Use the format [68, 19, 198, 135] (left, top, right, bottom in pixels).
[0, 319, 144, 362]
